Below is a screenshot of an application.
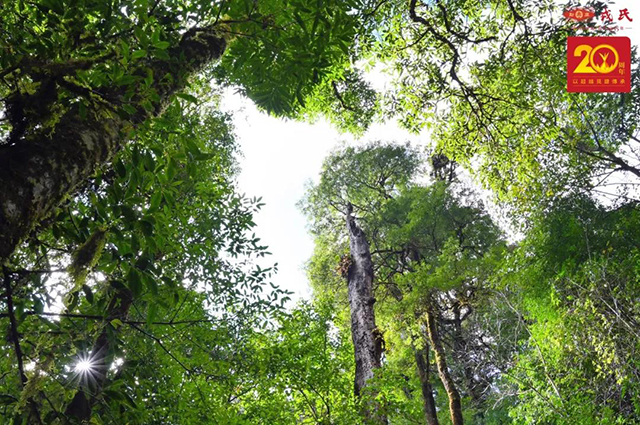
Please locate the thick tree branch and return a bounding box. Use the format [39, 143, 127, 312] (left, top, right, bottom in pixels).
[331, 81, 356, 112]
[435, 1, 496, 44]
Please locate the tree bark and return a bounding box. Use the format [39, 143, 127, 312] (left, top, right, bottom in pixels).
[414, 345, 439, 425]
[345, 203, 386, 424]
[425, 306, 464, 425]
[0, 27, 227, 262]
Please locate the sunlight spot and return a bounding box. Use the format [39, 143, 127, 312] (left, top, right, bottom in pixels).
[110, 357, 124, 371]
[75, 359, 94, 373]
[70, 352, 106, 389]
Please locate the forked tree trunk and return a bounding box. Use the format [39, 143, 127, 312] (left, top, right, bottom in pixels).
[345, 203, 387, 424]
[414, 345, 439, 425]
[0, 27, 227, 262]
[425, 306, 464, 425]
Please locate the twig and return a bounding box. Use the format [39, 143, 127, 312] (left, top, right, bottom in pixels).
[127, 323, 192, 374]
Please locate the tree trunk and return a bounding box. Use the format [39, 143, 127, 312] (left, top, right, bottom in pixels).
[0, 27, 227, 262]
[63, 286, 133, 422]
[425, 306, 464, 425]
[451, 303, 485, 421]
[414, 345, 439, 425]
[345, 203, 386, 424]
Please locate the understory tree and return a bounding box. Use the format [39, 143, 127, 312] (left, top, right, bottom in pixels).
[494, 196, 640, 424]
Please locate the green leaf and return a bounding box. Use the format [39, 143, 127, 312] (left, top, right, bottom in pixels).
[110, 318, 123, 329]
[33, 298, 44, 314]
[132, 49, 147, 59]
[122, 104, 137, 116]
[153, 41, 170, 50]
[116, 75, 139, 86]
[82, 284, 94, 304]
[115, 160, 127, 178]
[153, 48, 170, 60]
[127, 268, 142, 297]
[139, 219, 154, 236]
[150, 190, 163, 210]
[122, 392, 137, 409]
[166, 158, 178, 181]
[143, 272, 158, 296]
[146, 303, 157, 325]
[175, 93, 198, 104]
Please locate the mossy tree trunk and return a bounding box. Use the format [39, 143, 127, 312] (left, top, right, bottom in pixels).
[0, 27, 227, 262]
[425, 306, 464, 425]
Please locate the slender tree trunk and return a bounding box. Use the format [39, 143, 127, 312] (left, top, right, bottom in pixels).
[64, 286, 133, 422]
[425, 306, 464, 425]
[345, 203, 386, 424]
[0, 27, 227, 262]
[451, 303, 485, 421]
[415, 344, 440, 425]
[3, 267, 42, 423]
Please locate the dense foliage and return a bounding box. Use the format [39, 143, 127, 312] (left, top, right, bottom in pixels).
[0, 0, 639, 424]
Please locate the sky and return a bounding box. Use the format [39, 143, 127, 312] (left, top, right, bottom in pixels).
[222, 5, 639, 304]
[220, 88, 426, 302]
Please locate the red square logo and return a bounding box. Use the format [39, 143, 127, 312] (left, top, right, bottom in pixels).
[567, 36, 631, 93]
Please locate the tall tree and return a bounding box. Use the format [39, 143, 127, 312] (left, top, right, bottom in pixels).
[494, 196, 640, 424]
[374, 181, 504, 424]
[304, 143, 507, 423]
[345, 202, 383, 401]
[303, 142, 422, 422]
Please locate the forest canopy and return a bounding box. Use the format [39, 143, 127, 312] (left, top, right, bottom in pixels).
[0, 0, 638, 424]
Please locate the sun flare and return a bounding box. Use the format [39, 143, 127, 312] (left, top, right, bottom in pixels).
[74, 359, 94, 373]
[71, 352, 104, 389]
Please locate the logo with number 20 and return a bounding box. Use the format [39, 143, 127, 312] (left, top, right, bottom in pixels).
[567, 37, 630, 93]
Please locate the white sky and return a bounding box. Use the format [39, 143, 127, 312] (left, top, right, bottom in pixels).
[222, 6, 639, 304]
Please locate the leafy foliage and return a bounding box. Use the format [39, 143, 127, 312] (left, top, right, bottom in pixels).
[0, 94, 286, 423]
[362, 0, 640, 213]
[1, 0, 640, 424]
[496, 197, 640, 424]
